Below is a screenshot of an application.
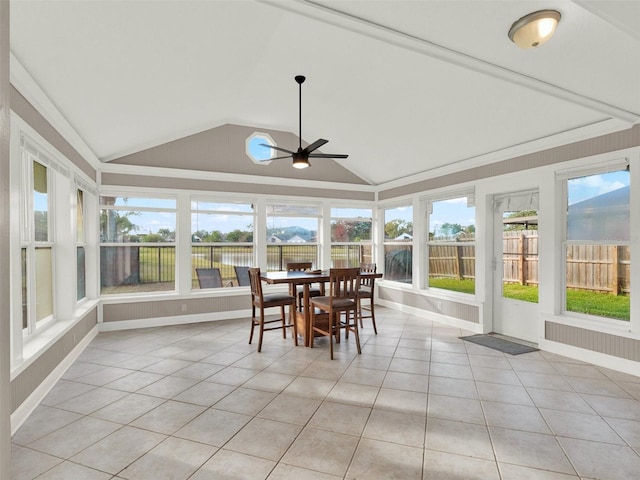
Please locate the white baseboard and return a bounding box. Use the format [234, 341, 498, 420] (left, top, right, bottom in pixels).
[538, 339, 640, 377]
[10, 325, 99, 436]
[98, 309, 252, 332]
[377, 299, 484, 333]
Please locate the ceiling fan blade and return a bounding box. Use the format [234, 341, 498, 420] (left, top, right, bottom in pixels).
[303, 138, 328, 154]
[270, 155, 294, 161]
[308, 153, 349, 159]
[260, 143, 294, 154]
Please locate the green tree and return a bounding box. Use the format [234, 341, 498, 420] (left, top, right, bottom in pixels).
[385, 219, 412, 239]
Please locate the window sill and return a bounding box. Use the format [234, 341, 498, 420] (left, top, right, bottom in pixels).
[542, 312, 638, 340]
[11, 299, 99, 380]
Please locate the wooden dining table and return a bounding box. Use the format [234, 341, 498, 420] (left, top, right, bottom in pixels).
[260, 269, 382, 347]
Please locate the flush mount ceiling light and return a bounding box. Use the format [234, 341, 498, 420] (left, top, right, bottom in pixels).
[508, 10, 561, 48]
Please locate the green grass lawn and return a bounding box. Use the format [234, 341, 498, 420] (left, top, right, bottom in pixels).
[429, 278, 629, 321]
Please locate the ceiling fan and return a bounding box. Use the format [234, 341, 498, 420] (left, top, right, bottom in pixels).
[261, 75, 348, 169]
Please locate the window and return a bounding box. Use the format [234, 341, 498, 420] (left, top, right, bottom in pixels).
[564, 168, 630, 321]
[22, 157, 54, 333]
[191, 200, 255, 288]
[330, 207, 372, 267]
[383, 205, 413, 283]
[76, 188, 86, 301]
[427, 195, 475, 294]
[100, 196, 177, 294]
[266, 204, 320, 271]
[246, 132, 276, 165]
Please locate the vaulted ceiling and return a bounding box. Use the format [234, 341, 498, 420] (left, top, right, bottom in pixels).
[9, 0, 640, 186]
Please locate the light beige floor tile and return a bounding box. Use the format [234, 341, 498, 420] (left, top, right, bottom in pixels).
[75, 366, 135, 386]
[517, 371, 574, 391]
[565, 376, 632, 398]
[490, 427, 576, 475]
[141, 358, 193, 375]
[581, 393, 640, 421]
[388, 357, 429, 375]
[54, 386, 129, 414]
[172, 361, 226, 380]
[203, 350, 251, 366]
[281, 427, 359, 477]
[526, 387, 595, 414]
[326, 381, 379, 407]
[394, 346, 430, 361]
[383, 371, 429, 393]
[552, 362, 608, 379]
[206, 365, 259, 385]
[35, 461, 113, 479]
[308, 401, 371, 436]
[130, 400, 206, 434]
[71, 426, 166, 475]
[10, 444, 62, 480]
[472, 366, 522, 386]
[541, 408, 626, 444]
[282, 376, 336, 400]
[213, 387, 277, 415]
[104, 371, 165, 392]
[558, 436, 640, 480]
[431, 351, 470, 366]
[507, 358, 557, 374]
[476, 381, 534, 406]
[225, 417, 302, 461]
[373, 387, 427, 416]
[499, 463, 579, 479]
[341, 366, 386, 386]
[136, 375, 199, 399]
[267, 463, 341, 479]
[397, 338, 431, 350]
[604, 417, 640, 447]
[90, 392, 164, 424]
[242, 371, 297, 392]
[426, 417, 494, 459]
[61, 361, 104, 380]
[11, 405, 82, 446]
[40, 380, 96, 406]
[428, 394, 485, 425]
[115, 355, 163, 371]
[483, 401, 550, 434]
[429, 376, 478, 399]
[423, 449, 500, 480]
[431, 340, 466, 353]
[346, 437, 423, 480]
[191, 449, 275, 480]
[429, 362, 474, 380]
[363, 408, 426, 447]
[118, 436, 216, 480]
[174, 408, 252, 446]
[349, 353, 392, 371]
[172, 348, 216, 362]
[28, 416, 121, 458]
[258, 393, 321, 425]
[172, 381, 235, 406]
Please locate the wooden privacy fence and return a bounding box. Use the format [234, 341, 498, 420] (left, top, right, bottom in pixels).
[429, 231, 630, 296]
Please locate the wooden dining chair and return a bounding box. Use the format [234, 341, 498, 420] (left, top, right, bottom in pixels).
[248, 267, 297, 352]
[195, 268, 223, 288]
[286, 262, 323, 311]
[358, 262, 378, 334]
[310, 268, 361, 359]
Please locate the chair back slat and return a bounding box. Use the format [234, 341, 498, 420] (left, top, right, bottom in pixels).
[328, 268, 360, 302]
[248, 267, 263, 299]
[287, 262, 313, 272]
[196, 268, 223, 288]
[359, 262, 377, 288]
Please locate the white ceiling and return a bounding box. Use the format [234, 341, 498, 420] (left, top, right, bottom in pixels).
[9, 0, 640, 186]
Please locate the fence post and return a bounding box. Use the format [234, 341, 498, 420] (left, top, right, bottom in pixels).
[157, 247, 162, 282]
[519, 234, 525, 285]
[455, 245, 463, 280]
[611, 245, 619, 295]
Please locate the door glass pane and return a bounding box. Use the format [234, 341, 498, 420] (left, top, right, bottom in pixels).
[77, 189, 84, 242]
[35, 247, 53, 322]
[77, 246, 86, 301]
[502, 210, 539, 303]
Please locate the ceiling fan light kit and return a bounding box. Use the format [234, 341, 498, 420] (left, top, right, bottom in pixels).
[260, 75, 348, 168]
[508, 10, 561, 49]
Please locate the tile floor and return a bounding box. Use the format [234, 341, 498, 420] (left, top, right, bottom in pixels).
[10, 307, 640, 479]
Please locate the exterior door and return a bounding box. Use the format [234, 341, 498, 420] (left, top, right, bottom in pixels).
[493, 190, 540, 344]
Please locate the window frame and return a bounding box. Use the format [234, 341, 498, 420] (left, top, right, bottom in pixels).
[381, 202, 414, 285]
[329, 205, 373, 268]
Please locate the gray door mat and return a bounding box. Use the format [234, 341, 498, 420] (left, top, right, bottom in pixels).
[459, 334, 539, 355]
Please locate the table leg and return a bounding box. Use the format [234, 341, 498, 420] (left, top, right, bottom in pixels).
[303, 284, 311, 347]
